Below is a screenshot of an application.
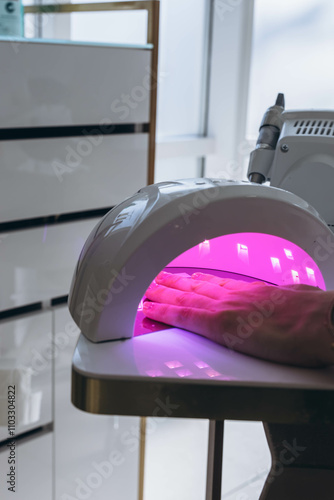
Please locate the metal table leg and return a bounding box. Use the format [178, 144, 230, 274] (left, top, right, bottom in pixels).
[138, 417, 146, 500]
[206, 420, 225, 500]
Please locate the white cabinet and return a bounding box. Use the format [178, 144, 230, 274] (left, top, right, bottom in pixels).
[54, 306, 141, 500]
[0, 37, 153, 223]
[0, 218, 100, 311]
[0, 39, 151, 128]
[0, 310, 53, 500]
[0, 432, 52, 500]
[0, 33, 155, 500]
[0, 134, 148, 223]
[0, 311, 52, 440]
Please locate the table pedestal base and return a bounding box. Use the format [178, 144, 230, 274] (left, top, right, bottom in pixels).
[260, 423, 334, 500]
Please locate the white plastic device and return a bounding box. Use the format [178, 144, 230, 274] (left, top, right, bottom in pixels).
[247, 94, 334, 228]
[68, 178, 334, 343]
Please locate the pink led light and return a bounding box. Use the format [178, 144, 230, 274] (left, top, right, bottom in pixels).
[291, 270, 300, 283]
[306, 267, 316, 284]
[270, 257, 281, 273]
[199, 239, 210, 257]
[194, 360, 209, 369]
[146, 370, 163, 377]
[237, 243, 249, 263]
[205, 368, 221, 378]
[167, 233, 325, 289]
[165, 360, 183, 369]
[175, 368, 192, 377]
[284, 248, 294, 260]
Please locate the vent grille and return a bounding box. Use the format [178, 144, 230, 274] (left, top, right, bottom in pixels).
[293, 119, 334, 136]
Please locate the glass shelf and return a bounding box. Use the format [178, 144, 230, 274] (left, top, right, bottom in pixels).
[0, 35, 152, 50]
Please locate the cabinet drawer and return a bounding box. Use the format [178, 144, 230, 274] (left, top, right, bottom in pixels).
[0, 431, 52, 499]
[0, 311, 52, 440]
[0, 39, 151, 128]
[0, 218, 100, 311]
[0, 133, 148, 222]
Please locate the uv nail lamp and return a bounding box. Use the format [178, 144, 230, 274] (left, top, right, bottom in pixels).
[68, 179, 334, 343]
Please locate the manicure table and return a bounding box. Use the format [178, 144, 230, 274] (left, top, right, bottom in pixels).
[72, 327, 334, 500]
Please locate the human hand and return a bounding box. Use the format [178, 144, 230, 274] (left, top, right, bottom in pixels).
[143, 272, 334, 368]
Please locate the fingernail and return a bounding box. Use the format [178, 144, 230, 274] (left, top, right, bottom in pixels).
[156, 271, 170, 281]
[192, 272, 203, 279]
[147, 281, 159, 290]
[143, 301, 154, 310]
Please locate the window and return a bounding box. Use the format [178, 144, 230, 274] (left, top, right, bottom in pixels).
[245, 0, 334, 178]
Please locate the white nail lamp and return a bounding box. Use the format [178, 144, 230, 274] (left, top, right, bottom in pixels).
[68, 179, 334, 343]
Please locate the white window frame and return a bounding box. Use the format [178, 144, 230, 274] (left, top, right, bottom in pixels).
[204, 0, 254, 180]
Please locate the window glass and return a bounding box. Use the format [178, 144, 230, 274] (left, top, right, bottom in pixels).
[23, 0, 38, 38]
[70, 9, 148, 46]
[154, 157, 201, 183]
[247, 0, 334, 137]
[156, 0, 208, 138]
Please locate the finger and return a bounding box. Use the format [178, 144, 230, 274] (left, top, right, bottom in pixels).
[281, 284, 322, 292]
[142, 300, 216, 336]
[155, 271, 225, 299]
[191, 272, 250, 290]
[145, 282, 214, 309]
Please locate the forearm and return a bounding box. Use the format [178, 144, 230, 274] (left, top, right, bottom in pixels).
[199, 290, 334, 368]
[220, 290, 334, 368]
[144, 272, 334, 368]
[228, 291, 334, 367]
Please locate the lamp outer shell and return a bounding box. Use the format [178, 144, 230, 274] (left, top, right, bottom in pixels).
[68, 179, 334, 342]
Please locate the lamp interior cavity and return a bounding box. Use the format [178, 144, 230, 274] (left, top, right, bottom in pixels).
[134, 232, 325, 337]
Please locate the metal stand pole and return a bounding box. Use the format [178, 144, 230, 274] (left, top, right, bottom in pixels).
[206, 420, 225, 500]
